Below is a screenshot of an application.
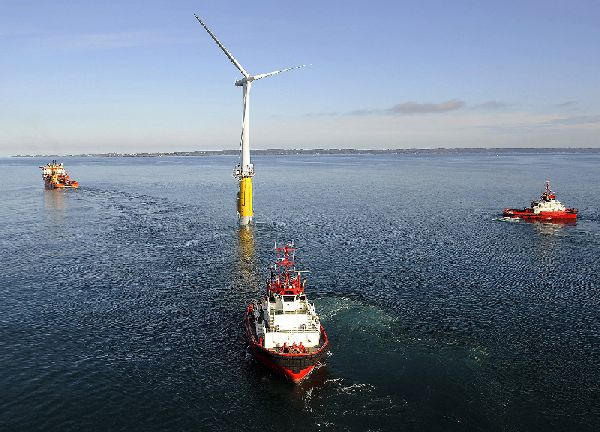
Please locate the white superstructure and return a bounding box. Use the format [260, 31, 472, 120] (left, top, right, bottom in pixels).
[40, 162, 66, 178]
[252, 286, 322, 351]
[531, 196, 566, 214]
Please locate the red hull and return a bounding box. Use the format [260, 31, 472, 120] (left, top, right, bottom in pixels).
[503, 208, 577, 221]
[45, 181, 79, 189]
[249, 346, 316, 382]
[244, 305, 329, 383]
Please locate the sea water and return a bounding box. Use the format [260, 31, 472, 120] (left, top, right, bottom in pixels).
[1, 151, 599, 431]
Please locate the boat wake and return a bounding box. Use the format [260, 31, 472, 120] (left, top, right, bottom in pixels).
[495, 216, 521, 223]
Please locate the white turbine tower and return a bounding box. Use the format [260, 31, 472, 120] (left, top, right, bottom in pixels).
[194, 14, 307, 225]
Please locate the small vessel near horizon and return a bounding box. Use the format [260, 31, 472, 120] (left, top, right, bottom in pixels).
[40, 161, 79, 189]
[245, 243, 329, 383]
[503, 181, 577, 222]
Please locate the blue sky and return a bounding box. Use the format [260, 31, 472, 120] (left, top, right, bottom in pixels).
[1, 0, 599, 155]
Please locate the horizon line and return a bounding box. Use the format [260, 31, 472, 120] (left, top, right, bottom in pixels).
[9, 147, 600, 158]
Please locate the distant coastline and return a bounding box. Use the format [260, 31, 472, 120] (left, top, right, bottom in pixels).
[12, 147, 600, 158]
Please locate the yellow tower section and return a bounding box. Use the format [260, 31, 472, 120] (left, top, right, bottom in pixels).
[237, 176, 253, 224]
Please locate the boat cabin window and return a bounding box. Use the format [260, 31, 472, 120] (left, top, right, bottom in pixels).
[299, 295, 306, 300]
[283, 296, 295, 302]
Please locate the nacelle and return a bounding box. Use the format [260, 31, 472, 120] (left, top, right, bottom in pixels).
[235, 77, 253, 86]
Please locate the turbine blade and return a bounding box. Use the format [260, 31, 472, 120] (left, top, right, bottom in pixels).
[252, 64, 309, 81]
[194, 14, 249, 78]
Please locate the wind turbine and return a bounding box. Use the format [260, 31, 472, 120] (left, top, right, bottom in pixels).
[194, 14, 307, 226]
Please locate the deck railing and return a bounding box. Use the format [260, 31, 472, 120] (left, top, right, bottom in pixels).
[264, 323, 319, 334]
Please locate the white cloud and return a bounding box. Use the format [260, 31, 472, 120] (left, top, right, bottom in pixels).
[387, 100, 464, 114]
[313, 99, 465, 117]
[472, 101, 509, 110]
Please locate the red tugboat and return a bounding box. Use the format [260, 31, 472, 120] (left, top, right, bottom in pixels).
[39, 160, 79, 189]
[503, 181, 577, 222]
[245, 244, 329, 383]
